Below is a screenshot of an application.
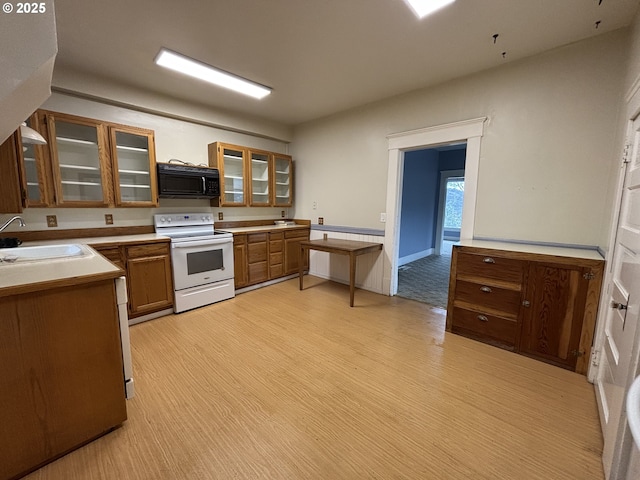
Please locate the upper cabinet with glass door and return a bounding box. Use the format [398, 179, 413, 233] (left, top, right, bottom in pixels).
[272, 154, 293, 207]
[248, 149, 271, 207]
[109, 126, 158, 207]
[47, 113, 111, 206]
[18, 112, 52, 207]
[208, 142, 247, 207]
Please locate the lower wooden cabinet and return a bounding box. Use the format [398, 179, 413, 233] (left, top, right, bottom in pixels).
[247, 233, 269, 284]
[284, 229, 310, 275]
[446, 244, 604, 374]
[231, 227, 310, 289]
[269, 232, 284, 278]
[0, 279, 126, 479]
[92, 240, 174, 319]
[233, 235, 249, 288]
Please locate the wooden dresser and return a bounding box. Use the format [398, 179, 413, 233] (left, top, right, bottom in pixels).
[446, 241, 604, 374]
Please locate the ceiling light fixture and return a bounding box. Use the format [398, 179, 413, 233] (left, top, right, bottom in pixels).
[403, 0, 456, 19]
[154, 48, 272, 100]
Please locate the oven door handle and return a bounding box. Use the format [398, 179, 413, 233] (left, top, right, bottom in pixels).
[172, 237, 232, 248]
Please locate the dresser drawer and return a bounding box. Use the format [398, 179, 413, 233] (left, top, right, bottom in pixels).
[454, 280, 521, 317]
[456, 251, 524, 283]
[451, 307, 517, 348]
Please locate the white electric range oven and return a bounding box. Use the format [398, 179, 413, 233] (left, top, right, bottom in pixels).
[154, 214, 234, 313]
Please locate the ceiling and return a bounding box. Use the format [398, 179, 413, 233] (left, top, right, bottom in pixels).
[53, 0, 639, 126]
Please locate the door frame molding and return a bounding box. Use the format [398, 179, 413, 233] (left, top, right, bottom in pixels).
[384, 117, 486, 295]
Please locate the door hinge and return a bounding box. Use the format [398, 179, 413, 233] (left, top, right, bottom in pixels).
[623, 144, 632, 164]
[591, 349, 600, 367]
[572, 350, 586, 357]
[583, 272, 596, 280]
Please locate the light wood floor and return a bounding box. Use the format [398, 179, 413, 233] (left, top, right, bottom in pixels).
[25, 277, 604, 479]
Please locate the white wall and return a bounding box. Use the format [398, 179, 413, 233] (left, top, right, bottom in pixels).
[1, 91, 294, 232]
[291, 30, 628, 248]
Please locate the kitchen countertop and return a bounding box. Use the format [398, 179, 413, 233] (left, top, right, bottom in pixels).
[23, 233, 170, 247]
[456, 239, 604, 261]
[0, 233, 170, 297]
[220, 224, 309, 234]
[0, 245, 122, 297]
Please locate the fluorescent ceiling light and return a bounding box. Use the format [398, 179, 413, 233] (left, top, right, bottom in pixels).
[403, 0, 455, 19]
[154, 48, 271, 100]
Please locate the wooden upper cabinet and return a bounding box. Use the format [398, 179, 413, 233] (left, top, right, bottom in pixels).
[109, 126, 158, 207]
[208, 142, 294, 208]
[272, 154, 293, 207]
[0, 132, 25, 213]
[0, 112, 52, 212]
[18, 112, 53, 208]
[47, 112, 112, 207]
[0, 109, 159, 210]
[209, 142, 247, 207]
[248, 149, 271, 207]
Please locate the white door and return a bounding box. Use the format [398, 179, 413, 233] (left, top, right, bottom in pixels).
[595, 113, 640, 480]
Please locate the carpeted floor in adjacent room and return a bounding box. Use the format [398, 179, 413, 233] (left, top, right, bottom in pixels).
[396, 241, 454, 309]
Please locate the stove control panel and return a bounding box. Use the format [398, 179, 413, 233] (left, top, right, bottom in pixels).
[154, 214, 214, 228]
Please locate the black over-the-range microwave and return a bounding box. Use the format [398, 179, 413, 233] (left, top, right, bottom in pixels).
[157, 163, 220, 199]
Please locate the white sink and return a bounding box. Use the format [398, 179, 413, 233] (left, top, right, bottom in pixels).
[0, 244, 92, 263]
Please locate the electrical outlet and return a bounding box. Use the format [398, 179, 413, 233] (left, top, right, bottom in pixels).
[46, 215, 57, 228]
[218, 212, 224, 221]
[323, 233, 328, 240]
[281, 210, 285, 218]
[105, 214, 114, 225]
[380, 213, 387, 223]
[318, 217, 324, 225]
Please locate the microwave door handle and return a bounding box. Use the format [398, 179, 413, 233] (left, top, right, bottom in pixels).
[172, 238, 232, 248]
[202, 176, 206, 194]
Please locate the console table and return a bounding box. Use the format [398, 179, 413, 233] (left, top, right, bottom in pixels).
[299, 238, 383, 306]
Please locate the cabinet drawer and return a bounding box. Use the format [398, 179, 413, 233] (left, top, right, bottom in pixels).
[456, 251, 524, 283]
[126, 243, 169, 258]
[270, 263, 284, 278]
[94, 246, 122, 262]
[233, 234, 247, 246]
[454, 280, 521, 317]
[270, 252, 283, 265]
[270, 240, 283, 252]
[248, 233, 268, 243]
[285, 229, 309, 239]
[451, 307, 517, 348]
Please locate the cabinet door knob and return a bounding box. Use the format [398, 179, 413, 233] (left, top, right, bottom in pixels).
[522, 300, 531, 307]
[480, 286, 492, 293]
[483, 257, 495, 264]
[477, 315, 489, 322]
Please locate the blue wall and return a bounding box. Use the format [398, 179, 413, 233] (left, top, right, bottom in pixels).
[399, 149, 439, 258]
[399, 147, 466, 260]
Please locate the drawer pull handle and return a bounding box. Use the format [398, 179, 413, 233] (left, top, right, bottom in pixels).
[480, 286, 492, 293]
[483, 257, 495, 264]
[477, 315, 489, 322]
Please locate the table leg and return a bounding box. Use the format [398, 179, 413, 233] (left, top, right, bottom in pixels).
[299, 245, 305, 290]
[349, 252, 356, 307]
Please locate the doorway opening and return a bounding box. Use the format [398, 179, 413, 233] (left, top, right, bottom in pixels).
[396, 145, 466, 308]
[383, 116, 485, 300]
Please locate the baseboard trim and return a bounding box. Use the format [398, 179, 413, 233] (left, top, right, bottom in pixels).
[398, 248, 434, 266]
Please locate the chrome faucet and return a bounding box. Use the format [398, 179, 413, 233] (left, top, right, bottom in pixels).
[0, 216, 26, 232]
